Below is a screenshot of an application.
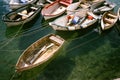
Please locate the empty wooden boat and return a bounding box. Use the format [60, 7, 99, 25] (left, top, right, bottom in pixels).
[41, 0, 73, 20]
[92, 1, 116, 14]
[79, 0, 105, 9]
[9, 0, 38, 10]
[67, 0, 105, 15]
[49, 10, 98, 31]
[2, 4, 42, 27]
[15, 34, 65, 72]
[101, 11, 118, 30]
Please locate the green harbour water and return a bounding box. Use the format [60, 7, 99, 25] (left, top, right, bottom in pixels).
[0, 0, 120, 80]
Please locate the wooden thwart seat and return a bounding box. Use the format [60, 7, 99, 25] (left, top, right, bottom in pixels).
[104, 18, 113, 24]
[30, 7, 38, 10]
[49, 36, 63, 45]
[105, 23, 110, 27]
[17, 12, 29, 17]
[107, 13, 117, 18]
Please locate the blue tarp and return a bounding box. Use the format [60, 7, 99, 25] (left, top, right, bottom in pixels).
[20, 0, 27, 3]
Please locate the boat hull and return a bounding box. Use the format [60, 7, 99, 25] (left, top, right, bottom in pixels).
[41, 0, 72, 20]
[2, 4, 42, 27]
[15, 34, 65, 72]
[49, 11, 98, 31]
[43, 10, 66, 20]
[101, 11, 118, 30]
[92, 1, 116, 14]
[9, 0, 38, 10]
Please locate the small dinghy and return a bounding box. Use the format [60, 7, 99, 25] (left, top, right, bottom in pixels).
[79, 0, 105, 9]
[15, 34, 65, 72]
[92, 1, 116, 14]
[67, 0, 105, 15]
[41, 0, 73, 20]
[2, 4, 42, 27]
[49, 10, 98, 31]
[101, 11, 118, 30]
[9, 0, 38, 10]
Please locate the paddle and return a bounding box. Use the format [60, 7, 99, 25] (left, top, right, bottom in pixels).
[29, 43, 54, 64]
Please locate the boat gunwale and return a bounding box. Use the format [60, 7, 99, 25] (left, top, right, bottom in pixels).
[2, 4, 41, 22]
[101, 11, 118, 30]
[15, 34, 65, 72]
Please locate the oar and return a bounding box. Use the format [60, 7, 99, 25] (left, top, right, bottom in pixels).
[30, 43, 54, 64]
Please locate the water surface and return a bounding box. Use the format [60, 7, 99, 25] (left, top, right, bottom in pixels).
[0, 0, 120, 80]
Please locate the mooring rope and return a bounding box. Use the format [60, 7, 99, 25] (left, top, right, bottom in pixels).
[66, 36, 100, 53]
[0, 21, 25, 49]
[0, 22, 49, 46]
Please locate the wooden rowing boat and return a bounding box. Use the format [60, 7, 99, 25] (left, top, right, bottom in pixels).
[41, 0, 73, 20]
[49, 10, 98, 31]
[15, 34, 65, 72]
[9, 0, 38, 10]
[2, 4, 42, 27]
[92, 1, 116, 14]
[79, 0, 105, 9]
[66, 0, 105, 15]
[101, 11, 118, 30]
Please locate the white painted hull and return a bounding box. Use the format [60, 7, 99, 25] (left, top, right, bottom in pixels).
[43, 10, 66, 20]
[49, 11, 98, 31]
[41, 0, 72, 20]
[101, 11, 118, 30]
[15, 34, 65, 72]
[9, 0, 37, 10]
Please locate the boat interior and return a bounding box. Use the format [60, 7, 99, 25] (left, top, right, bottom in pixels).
[43, 2, 66, 16]
[6, 6, 38, 21]
[10, 0, 33, 4]
[79, 0, 99, 9]
[17, 35, 63, 69]
[94, 1, 115, 13]
[104, 13, 117, 27]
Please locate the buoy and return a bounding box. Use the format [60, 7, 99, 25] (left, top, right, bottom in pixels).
[67, 15, 74, 20]
[71, 16, 80, 24]
[88, 15, 94, 20]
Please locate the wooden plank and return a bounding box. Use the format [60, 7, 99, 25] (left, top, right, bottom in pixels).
[17, 12, 29, 17]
